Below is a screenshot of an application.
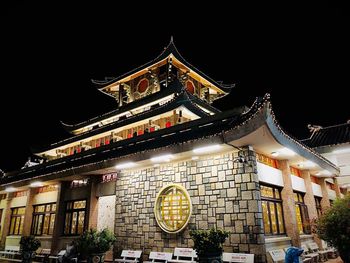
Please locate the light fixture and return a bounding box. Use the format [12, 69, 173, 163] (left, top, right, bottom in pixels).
[332, 148, 350, 154]
[192, 156, 199, 160]
[30, 181, 43, 188]
[151, 154, 173, 163]
[115, 162, 136, 169]
[5, 186, 17, 192]
[193, 144, 221, 154]
[304, 161, 316, 167]
[279, 148, 296, 156]
[315, 172, 321, 176]
[271, 152, 279, 157]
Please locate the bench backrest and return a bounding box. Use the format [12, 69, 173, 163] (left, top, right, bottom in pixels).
[223, 252, 254, 263]
[121, 250, 142, 259]
[174, 248, 197, 260]
[149, 252, 173, 262]
[301, 244, 310, 254]
[5, 246, 20, 252]
[40, 249, 51, 255]
[268, 249, 285, 262]
[307, 243, 319, 251]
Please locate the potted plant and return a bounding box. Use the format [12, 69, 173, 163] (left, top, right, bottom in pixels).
[75, 228, 116, 263]
[189, 228, 229, 263]
[19, 235, 41, 263]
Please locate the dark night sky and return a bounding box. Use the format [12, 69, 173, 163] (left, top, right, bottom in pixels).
[0, 1, 349, 171]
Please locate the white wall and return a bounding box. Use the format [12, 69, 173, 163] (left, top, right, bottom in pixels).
[312, 183, 322, 197]
[291, 175, 306, 193]
[33, 191, 58, 205]
[97, 195, 116, 232]
[257, 162, 284, 187]
[328, 189, 336, 200]
[10, 196, 27, 208]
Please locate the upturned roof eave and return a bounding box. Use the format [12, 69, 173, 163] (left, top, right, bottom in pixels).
[93, 39, 235, 93]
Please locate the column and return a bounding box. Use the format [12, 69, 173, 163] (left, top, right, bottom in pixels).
[318, 178, 331, 210]
[51, 182, 64, 254]
[279, 160, 300, 247]
[22, 188, 36, 236]
[88, 179, 98, 229]
[301, 171, 320, 247]
[333, 178, 341, 198]
[0, 194, 11, 248]
[301, 171, 317, 220]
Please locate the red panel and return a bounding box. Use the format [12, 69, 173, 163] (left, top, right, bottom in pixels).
[137, 79, 149, 93]
[166, 121, 171, 128]
[186, 81, 195, 94]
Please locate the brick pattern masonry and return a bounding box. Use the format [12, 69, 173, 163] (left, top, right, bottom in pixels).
[115, 148, 266, 262]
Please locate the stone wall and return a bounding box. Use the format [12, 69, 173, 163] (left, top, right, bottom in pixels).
[115, 148, 266, 262]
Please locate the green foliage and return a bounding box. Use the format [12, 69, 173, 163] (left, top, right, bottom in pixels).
[189, 228, 229, 257]
[19, 236, 41, 252]
[75, 228, 117, 255]
[315, 194, 350, 262]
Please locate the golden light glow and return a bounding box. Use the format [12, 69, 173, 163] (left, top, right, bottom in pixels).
[154, 184, 192, 233]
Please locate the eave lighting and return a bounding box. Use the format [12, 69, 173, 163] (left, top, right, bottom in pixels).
[193, 144, 221, 154]
[271, 152, 279, 157]
[30, 181, 43, 188]
[115, 162, 136, 170]
[332, 148, 350, 154]
[279, 148, 296, 156]
[151, 154, 173, 163]
[5, 186, 17, 192]
[192, 156, 199, 160]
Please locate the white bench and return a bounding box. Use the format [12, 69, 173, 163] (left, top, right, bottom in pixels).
[169, 248, 197, 263]
[114, 250, 142, 263]
[48, 249, 66, 263]
[268, 249, 285, 263]
[0, 246, 21, 262]
[144, 252, 173, 263]
[301, 244, 319, 263]
[308, 242, 328, 262]
[223, 252, 254, 263]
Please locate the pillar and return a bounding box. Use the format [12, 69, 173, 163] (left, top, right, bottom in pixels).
[279, 160, 300, 247]
[301, 171, 318, 220]
[318, 178, 331, 211]
[88, 179, 98, 229]
[301, 170, 321, 247]
[22, 188, 36, 236]
[51, 182, 64, 254]
[0, 194, 11, 248]
[333, 178, 341, 198]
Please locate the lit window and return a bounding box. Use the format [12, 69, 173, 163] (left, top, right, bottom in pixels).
[315, 197, 322, 218]
[31, 203, 56, 235]
[294, 192, 310, 234]
[260, 185, 285, 235]
[64, 200, 86, 235]
[9, 207, 25, 235]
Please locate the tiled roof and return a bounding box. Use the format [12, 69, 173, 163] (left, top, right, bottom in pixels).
[1, 95, 339, 185]
[92, 38, 235, 93]
[303, 122, 350, 148]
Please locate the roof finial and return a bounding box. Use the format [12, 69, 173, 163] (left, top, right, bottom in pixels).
[170, 36, 174, 43]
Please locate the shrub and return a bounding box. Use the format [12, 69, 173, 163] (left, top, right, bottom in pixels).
[19, 236, 41, 252]
[189, 228, 229, 257]
[75, 228, 116, 255]
[315, 194, 350, 263]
